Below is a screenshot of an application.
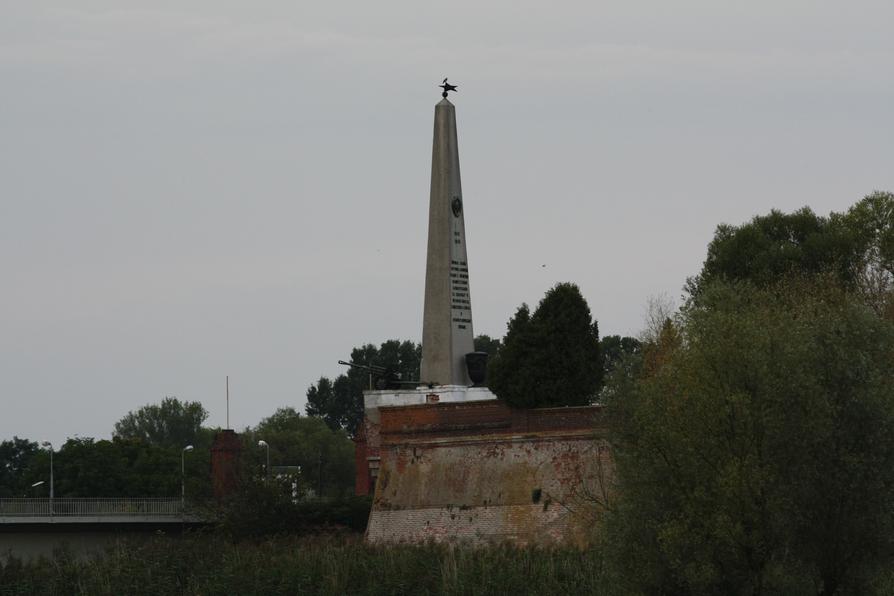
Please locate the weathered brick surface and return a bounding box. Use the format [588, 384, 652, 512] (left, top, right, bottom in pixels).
[354, 432, 370, 496]
[377, 401, 605, 439]
[365, 402, 610, 546]
[364, 417, 381, 458]
[355, 417, 384, 496]
[368, 504, 584, 545]
[210, 429, 242, 501]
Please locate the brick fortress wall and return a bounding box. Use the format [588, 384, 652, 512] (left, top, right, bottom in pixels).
[364, 400, 611, 546]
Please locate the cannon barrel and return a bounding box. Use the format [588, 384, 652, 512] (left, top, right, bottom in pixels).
[337, 360, 387, 373]
[337, 360, 440, 389]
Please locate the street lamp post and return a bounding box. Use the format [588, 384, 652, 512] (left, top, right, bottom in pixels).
[181, 445, 194, 511]
[258, 440, 269, 485]
[40, 442, 53, 516]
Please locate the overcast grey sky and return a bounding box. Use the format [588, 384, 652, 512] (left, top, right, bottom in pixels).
[2, 1, 892, 445]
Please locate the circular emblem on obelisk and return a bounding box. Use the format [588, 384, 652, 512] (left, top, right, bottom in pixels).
[451, 196, 463, 217]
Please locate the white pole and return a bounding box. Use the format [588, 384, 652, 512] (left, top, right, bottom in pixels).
[258, 440, 270, 485]
[41, 442, 54, 516]
[181, 445, 194, 510]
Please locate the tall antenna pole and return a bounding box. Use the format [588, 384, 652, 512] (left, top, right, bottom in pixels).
[226, 375, 230, 430]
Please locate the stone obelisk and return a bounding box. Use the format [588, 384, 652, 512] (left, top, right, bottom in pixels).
[420, 96, 475, 386]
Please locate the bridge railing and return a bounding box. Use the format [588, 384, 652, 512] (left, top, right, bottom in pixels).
[0, 498, 184, 517]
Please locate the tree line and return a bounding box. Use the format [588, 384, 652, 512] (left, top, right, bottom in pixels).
[304, 327, 641, 434]
[599, 191, 894, 594]
[0, 398, 355, 501]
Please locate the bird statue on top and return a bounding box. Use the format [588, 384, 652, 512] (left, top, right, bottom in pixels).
[440, 78, 457, 99]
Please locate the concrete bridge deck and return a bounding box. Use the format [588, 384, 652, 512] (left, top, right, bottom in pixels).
[0, 499, 208, 561]
[0, 498, 203, 525]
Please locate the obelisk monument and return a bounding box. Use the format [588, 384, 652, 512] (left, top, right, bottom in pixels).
[420, 84, 475, 386]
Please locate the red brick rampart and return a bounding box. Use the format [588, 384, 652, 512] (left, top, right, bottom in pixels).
[378, 400, 604, 440]
[365, 401, 611, 545]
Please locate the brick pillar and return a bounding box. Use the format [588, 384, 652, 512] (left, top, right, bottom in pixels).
[210, 429, 242, 501]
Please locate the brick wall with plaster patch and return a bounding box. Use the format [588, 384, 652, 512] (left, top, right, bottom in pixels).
[365, 401, 611, 545]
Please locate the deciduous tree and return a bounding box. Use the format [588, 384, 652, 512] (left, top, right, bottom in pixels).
[473, 334, 502, 359]
[113, 397, 209, 449]
[842, 191, 894, 317]
[605, 279, 894, 595]
[599, 335, 642, 377]
[687, 207, 860, 298]
[0, 437, 39, 497]
[242, 408, 355, 499]
[307, 336, 504, 432]
[306, 340, 420, 435]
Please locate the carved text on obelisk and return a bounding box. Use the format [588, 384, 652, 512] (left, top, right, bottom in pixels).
[450, 259, 471, 329]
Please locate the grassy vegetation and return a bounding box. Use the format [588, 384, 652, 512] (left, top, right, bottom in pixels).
[0, 533, 615, 596]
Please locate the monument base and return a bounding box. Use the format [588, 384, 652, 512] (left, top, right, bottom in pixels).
[355, 386, 496, 496]
[363, 385, 496, 424]
[364, 400, 610, 546]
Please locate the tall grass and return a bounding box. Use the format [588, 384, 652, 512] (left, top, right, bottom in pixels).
[0, 533, 617, 596]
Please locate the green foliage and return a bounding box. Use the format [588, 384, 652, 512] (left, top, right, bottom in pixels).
[689, 206, 861, 298]
[306, 336, 503, 432]
[45, 437, 211, 499]
[0, 404, 348, 503]
[599, 335, 641, 378]
[113, 396, 209, 449]
[56, 438, 161, 497]
[0, 432, 213, 501]
[253, 406, 304, 434]
[217, 480, 372, 538]
[473, 334, 502, 385]
[488, 283, 602, 408]
[240, 409, 355, 499]
[305, 376, 347, 432]
[0, 534, 618, 596]
[0, 437, 39, 497]
[306, 339, 421, 435]
[688, 192, 894, 315]
[473, 334, 502, 358]
[842, 191, 894, 316]
[605, 278, 894, 595]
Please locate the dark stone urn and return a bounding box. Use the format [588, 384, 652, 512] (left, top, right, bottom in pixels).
[465, 351, 488, 387]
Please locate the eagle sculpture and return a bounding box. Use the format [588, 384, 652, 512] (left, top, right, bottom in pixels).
[439, 78, 458, 98]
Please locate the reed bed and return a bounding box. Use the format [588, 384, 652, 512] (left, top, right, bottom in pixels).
[0, 533, 616, 596]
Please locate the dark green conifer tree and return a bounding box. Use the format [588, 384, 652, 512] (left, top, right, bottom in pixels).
[488, 283, 602, 408]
